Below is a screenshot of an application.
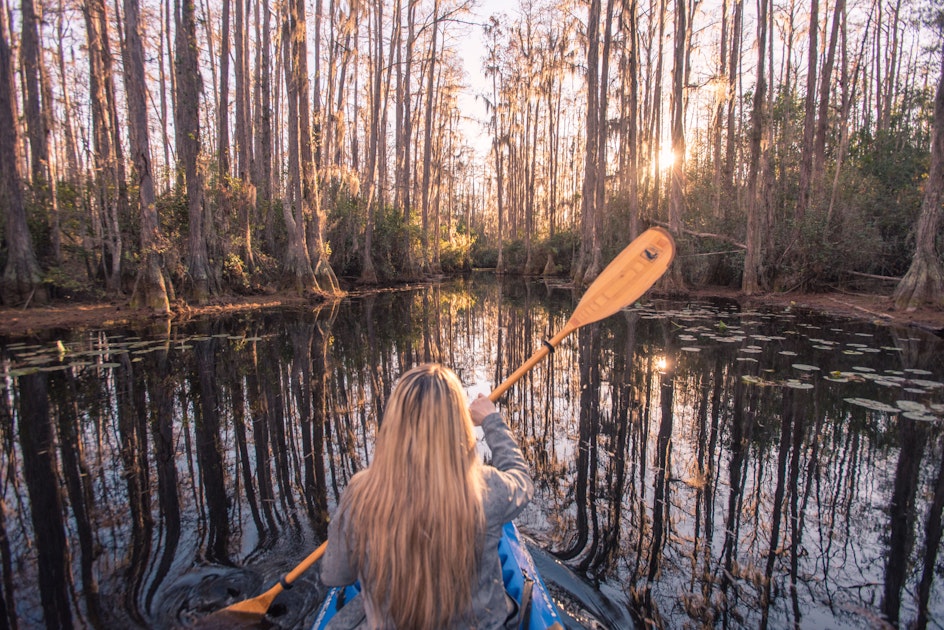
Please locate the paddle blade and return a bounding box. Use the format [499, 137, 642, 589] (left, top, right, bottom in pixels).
[568, 227, 675, 328]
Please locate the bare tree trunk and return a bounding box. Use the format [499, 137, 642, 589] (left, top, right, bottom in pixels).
[235, 0, 252, 178]
[813, 0, 845, 176]
[56, 0, 80, 181]
[218, 0, 231, 179]
[252, 0, 272, 203]
[420, 0, 440, 272]
[742, 0, 770, 295]
[893, 45, 944, 309]
[22, 0, 62, 264]
[0, 6, 45, 305]
[20, 0, 45, 185]
[359, 0, 385, 284]
[575, 0, 601, 285]
[85, 0, 126, 294]
[665, 0, 687, 291]
[123, 0, 171, 313]
[293, 0, 338, 293]
[396, 0, 418, 275]
[176, 0, 214, 302]
[795, 0, 818, 225]
[723, 0, 742, 199]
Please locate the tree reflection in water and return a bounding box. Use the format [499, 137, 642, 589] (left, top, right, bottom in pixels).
[0, 276, 943, 628]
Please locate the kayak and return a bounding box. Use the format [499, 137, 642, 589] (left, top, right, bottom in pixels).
[312, 521, 566, 629]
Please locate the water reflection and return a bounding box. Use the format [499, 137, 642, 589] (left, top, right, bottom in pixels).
[1, 277, 943, 628]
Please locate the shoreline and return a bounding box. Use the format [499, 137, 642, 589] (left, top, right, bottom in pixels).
[1, 285, 942, 339]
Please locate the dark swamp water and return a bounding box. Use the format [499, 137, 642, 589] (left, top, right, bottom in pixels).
[2, 275, 944, 629]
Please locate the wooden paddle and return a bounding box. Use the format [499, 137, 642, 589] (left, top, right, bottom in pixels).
[489, 226, 675, 401]
[215, 226, 675, 620]
[216, 541, 328, 617]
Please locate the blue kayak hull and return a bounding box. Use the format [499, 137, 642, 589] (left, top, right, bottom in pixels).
[312, 522, 564, 629]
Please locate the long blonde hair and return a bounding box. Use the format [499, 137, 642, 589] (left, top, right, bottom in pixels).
[339, 364, 485, 628]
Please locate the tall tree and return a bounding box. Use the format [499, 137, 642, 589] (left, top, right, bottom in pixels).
[893, 40, 944, 309]
[295, 0, 339, 293]
[85, 0, 128, 293]
[123, 0, 171, 313]
[0, 5, 45, 305]
[176, 0, 215, 302]
[742, 0, 770, 295]
[420, 0, 441, 272]
[665, 0, 687, 290]
[574, 0, 602, 285]
[21, 0, 61, 265]
[218, 0, 231, 179]
[794, 0, 818, 226]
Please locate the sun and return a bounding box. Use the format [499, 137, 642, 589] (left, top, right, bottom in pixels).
[658, 145, 676, 171]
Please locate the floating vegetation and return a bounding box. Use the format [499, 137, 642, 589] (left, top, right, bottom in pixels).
[905, 368, 934, 376]
[779, 350, 798, 356]
[784, 380, 815, 390]
[842, 350, 864, 355]
[792, 364, 820, 371]
[680, 347, 701, 353]
[742, 375, 777, 386]
[852, 366, 876, 372]
[844, 398, 900, 413]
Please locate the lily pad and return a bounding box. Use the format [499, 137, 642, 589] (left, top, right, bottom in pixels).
[784, 380, 814, 390]
[844, 398, 899, 413]
[903, 411, 938, 422]
[852, 366, 876, 373]
[680, 347, 701, 353]
[792, 364, 820, 372]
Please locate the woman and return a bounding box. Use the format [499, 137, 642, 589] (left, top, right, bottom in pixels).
[320, 364, 534, 629]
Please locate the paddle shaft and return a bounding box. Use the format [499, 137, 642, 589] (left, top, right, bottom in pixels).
[489, 323, 575, 402]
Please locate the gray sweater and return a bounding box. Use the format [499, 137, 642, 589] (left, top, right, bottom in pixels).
[320, 412, 534, 629]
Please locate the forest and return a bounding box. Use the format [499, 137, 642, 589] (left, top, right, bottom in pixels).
[0, 0, 942, 315]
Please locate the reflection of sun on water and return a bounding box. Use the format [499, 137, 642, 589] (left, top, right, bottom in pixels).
[654, 356, 668, 372]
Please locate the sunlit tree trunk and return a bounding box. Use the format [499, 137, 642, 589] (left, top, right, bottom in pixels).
[123, 0, 171, 313]
[85, 0, 127, 293]
[665, 0, 687, 291]
[893, 45, 944, 309]
[0, 7, 45, 305]
[420, 0, 440, 272]
[574, 0, 601, 285]
[252, 0, 273, 245]
[294, 0, 339, 293]
[723, 0, 742, 199]
[176, 0, 215, 302]
[620, 0, 640, 238]
[359, 0, 386, 284]
[55, 0, 80, 181]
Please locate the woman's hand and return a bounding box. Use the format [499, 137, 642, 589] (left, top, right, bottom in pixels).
[469, 394, 497, 427]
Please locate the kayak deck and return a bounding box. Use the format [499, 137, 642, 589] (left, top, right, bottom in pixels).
[312, 522, 564, 629]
